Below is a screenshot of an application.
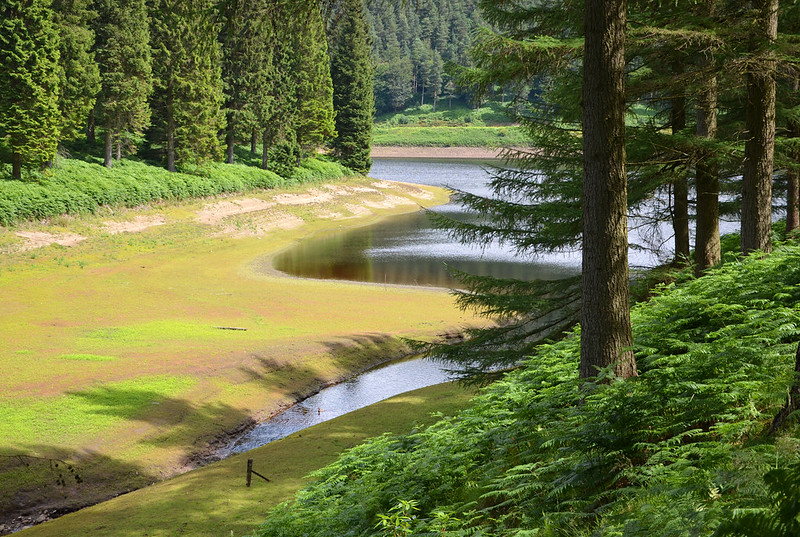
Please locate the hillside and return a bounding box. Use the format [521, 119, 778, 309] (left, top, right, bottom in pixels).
[251, 237, 800, 536]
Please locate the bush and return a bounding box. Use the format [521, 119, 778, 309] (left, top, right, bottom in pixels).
[0, 154, 350, 226]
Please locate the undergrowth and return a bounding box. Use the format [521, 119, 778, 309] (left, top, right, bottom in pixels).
[0, 154, 351, 226]
[252, 240, 800, 536]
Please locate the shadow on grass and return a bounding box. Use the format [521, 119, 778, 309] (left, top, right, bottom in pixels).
[8, 383, 472, 537]
[0, 443, 158, 532]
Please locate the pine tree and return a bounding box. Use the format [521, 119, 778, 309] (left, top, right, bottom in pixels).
[150, 0, 225, 171]
[220, 0, 273, 165]
[0, 0, 61, 179]
[741, 0, 779, 255]
[52, 0, 100, 142]
[95, 0, 152, 167]
[580, 0, 636, 379]
[291, 3, 336, 159]
[329, 0, 374, 174]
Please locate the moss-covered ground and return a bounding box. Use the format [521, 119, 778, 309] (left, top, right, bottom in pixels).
[0, 175, 482, 528]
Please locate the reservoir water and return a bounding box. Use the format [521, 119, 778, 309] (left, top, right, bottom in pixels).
[272, 158, 583, 288]
[229, 157, 739, 453]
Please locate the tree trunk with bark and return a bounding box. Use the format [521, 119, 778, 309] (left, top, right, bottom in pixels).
[261, 130, 270, 170]
[104, 130, 113, 168]
[226, 113, 235, 164]
[741, 0, 778, 255]
[671, 62, 690, 266]
[11, 152, 22, 180]
[580, 0, 636, 380]
[786, 76, 800, 234]
[695, 74, 721, 275]
[166, 108, 176, 172]
[86, 108, 96, 144]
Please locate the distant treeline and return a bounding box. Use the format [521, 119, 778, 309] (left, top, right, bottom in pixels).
[366, 0, 484, 113]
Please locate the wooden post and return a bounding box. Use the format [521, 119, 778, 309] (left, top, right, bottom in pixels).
[245, 458, 271, 486]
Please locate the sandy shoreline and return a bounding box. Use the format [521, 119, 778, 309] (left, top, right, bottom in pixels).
[371, 145, 514, 159]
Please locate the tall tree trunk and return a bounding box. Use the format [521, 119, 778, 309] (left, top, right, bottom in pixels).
[786, 76, 800, 234]
[116, 141, 121, 161]
[251, 131, 258, 154]
[226, 113, 235, 165]
[695, 74, 721, 275]
[104, 130, 113, 168]
[261, 130, 269, 170]
[741, 0, 778, 255]
[86, 108, 96, 144]
[671, 62, 690, 265]
[580, 0, 636, 380]
[11, 152, 22, 180]
[166, 108, 176, 173]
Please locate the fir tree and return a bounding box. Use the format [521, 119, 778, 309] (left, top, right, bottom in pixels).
[741, 0, 779, 255]
[219, 0, 273, 165]
[0, 0, 62, 179]
[329, 0, 374, 174]
[95, 0, 152, 167]
[291, 3, 336, 159]
[150, 0, 225, 171]
[52, 0, 100, 142]
[581, 0, 636, 379]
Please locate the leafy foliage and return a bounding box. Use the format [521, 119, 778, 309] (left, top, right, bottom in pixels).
[253, 241, 800, 536]
[0, 0, 62, 177]
[0, 154, 350, 226]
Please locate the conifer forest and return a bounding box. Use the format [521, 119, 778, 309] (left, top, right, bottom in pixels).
[3, 0, 800, 536]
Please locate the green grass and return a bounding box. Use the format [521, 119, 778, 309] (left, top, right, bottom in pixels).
[372, 125, 532, 148]
[375, 102, 515, 127]
[60, 354, 118, 362]
[0, 148, 352, 226]
[0, 376, 197, 445]
[0, 173, 478, 525]
[372, 102, 534, 148]
[15, 382, 476, 537]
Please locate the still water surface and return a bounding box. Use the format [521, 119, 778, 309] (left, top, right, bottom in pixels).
[272, 158, 582, 287]
[230, 158, 720, 454]
[222, 357, 458, 455]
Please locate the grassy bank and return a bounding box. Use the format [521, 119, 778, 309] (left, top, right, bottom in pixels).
[0, 149, 350, 226]
[373, 103, 532, 148]
[0, 174, 482, 529]
[14, 382, 476, 537]
[248, 240, 800, 536]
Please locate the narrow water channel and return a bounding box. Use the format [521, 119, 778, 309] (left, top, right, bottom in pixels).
[221, 357, 459, 456]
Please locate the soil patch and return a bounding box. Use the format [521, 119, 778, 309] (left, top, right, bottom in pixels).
[14, 231, 86, 251]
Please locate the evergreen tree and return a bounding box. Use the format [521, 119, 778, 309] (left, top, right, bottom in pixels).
[329, 0, 374, 174]
[291, 3, 336, 159]
[150, 0, 225, 171]
[52, 0, 100, 142]
[95, 0, 152, 167]
[741, 0, 778, 255]
[259, 1, 296, 173]
[219, 0, 273, 165]
[581, 0, 635, 379]
[0, 0, 61, 179]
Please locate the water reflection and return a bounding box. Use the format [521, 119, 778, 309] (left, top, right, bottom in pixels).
[272, 158, 581, 287]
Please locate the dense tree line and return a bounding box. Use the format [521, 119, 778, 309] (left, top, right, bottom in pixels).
[366, 0, 483, 113]
[0, 0, 375, 179]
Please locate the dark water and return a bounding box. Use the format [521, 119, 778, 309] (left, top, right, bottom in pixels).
[221, 357, 458, 455]
[272, 158, 582, 287]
